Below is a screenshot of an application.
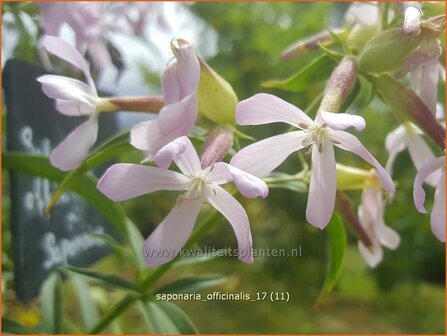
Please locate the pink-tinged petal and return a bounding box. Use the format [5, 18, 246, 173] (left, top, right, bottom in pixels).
[436, 103, 445, 120]
[154, 136, 201, 176]
[203, 162, 233, 185]
[37, 75, 97, 111]
[162, 66, 182, 105]
[86, 39, 113, 72]
[206, 163, 268, 198]
[39, 4, 65, 35]
[228, 165, 269, 199]
[410, 56, 439, 115]
[306, 139, 336, 229]
[230, 131, 306, 178]
[143, 198, 202, 267]
[170, 39, 200, 99]
[358, 241, 383, 268]
[403, 6, 421, 37]
[43, 36, 96, 90]
[413, 156, 445, 213]
[205, 185, 253, 263]
[97, 163, 190, 202]
[55, 99, 93, 116]
[345, 2, 380, 26]
[50, 117, 98, 171]
[329, 130, 395, 193]
[318, 110, 366, 131]
[375, 224, 400, 250]
[431, 171, 446, 242]
[236, 93, 313, 128]
[385, 126, 406, 174]
[405, 130, 440, 187]
[130, 95, 198, 160]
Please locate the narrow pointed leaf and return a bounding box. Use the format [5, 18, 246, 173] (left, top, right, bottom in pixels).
[41, 272, 63, 334]
[63, 266, 142, 294]
[155, 274, 227, 294]
[262, 55, 337, 92]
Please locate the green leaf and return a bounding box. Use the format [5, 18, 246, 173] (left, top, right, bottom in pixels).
[63, 266, 142, 294]
[262, 55, 337, 92]
[45, 131, 135, 215]
[315, 213, 346, 305]
[141, 301, 199, 334]
[172, 255, 218, 268]
[68, 272, 100, 331]
[155, 274, 227, 294]
[41, 272, 63, 334]
[1, 318, 38, 334]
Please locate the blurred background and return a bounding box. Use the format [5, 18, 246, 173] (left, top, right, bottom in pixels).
[2, 2, 445, 334]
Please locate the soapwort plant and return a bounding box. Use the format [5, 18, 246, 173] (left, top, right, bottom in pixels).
[2, 2, 445, 334]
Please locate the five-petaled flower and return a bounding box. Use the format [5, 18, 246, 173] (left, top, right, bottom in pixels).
[230, 93, 395, 229]
[98, 136, 268, 267]
[37, 36, 106, 171]
[413, 155, 445, 242]
[130, 39, 200, 162]
[357, 187, 400, 268]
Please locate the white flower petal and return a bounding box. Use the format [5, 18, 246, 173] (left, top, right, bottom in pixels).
[413, 156, 445, 213]
[37, 75, 97, 112]
[50, 117, 98, 171]
[230, 131, 306, 178]
[97, 164, 190, 202]
[143, 198, 202, 267]
[154, 136, 201, 176]
[405, 129, 440, 187]
[431, 171, 445, 242]
[358, 241, 383, 268]
[329, 130, 395, 193]
[236, 93, 313, 128]
[205, 185, 253, 263]
[318, 110, 366, 131]
[43, 35, 96, 90]
[306, 139, 336, 229]
[385, 125, 406, 174]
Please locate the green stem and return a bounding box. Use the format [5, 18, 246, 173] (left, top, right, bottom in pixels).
[88, 210, 221, 334]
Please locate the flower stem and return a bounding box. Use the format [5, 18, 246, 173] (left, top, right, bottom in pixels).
[99, 96, 165, 113]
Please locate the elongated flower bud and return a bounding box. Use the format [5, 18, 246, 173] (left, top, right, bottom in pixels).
[336, 164, 381, 191]
[200, 125, 234, 168]
[281, 31, 334, 60]
[358, 28, 423, 74]
[320, 57, 357, 112]
[375, 74, 445, 150]
[395, 2, 422, 36]
[197, 58, 238, 125]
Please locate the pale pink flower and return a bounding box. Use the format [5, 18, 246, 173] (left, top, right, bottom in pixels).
[130, 39, 200, 162]
[38, 2, 112, 71]
[345, 2, 380, 27]
[413, 155, 445, 242]
[98, 136, 268, 266]
[357, 187, 400, 268]
[395, 2, 422, 36]
[385, 122, 441, 187]
[230, 93, 394, 229]
[37, 36, 105, 171]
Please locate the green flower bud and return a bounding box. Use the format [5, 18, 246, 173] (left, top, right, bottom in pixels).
[197, 58, 238, 125]
[336, 164, 381, 191]
[358, 28, 423, 74]
[347, 23, 381, 55]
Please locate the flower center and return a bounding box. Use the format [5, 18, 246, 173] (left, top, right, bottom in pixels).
[302, 124, 328, 153]
[183, 177, 206, 200]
